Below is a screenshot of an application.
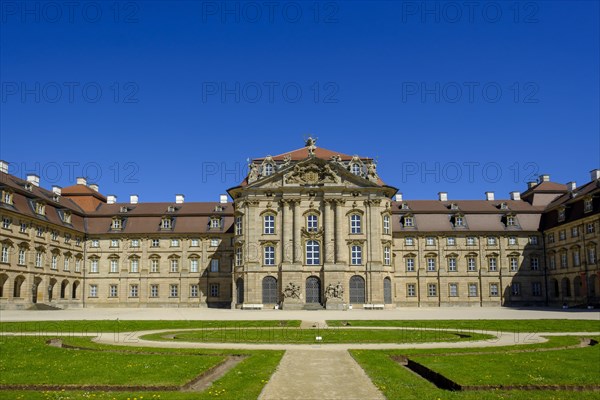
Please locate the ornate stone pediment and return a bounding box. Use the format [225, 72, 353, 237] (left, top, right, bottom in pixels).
[285, 162, 341, 185]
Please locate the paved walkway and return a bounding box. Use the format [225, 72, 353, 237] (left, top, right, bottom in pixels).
[1, 306, 599, 322]
[258, 350, 384, 400]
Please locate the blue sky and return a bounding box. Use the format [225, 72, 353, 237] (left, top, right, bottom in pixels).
[1, 0, 598, 202]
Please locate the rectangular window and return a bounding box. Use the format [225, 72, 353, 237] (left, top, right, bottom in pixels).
[64, 234, 71, 244]
[170, 259, 179, 272]
[428, 283, 437, 297]
[170, 284, 179, 298]
[130, 285, 138, 297]
[210, 218, 221, 228]
[588, 248, 596, 264]
[467, 257, 476, 272]
[406, 257, 415, 272]
[63, 257, 70, 271]
[110, 239, 119, 247]
[407, 283, 416, 297]
[235, 247, 243, 266]
[426, 237, 435, 246]
[426, 257, 436, 272]
[455, 216, 464, 227]
[130, 259, 139, 273]
[404, 216, 414, 227]
[150, 259, 159, 273]
[210, 259, 219, 272]
[448, 257, 457, 272]
[151, 239, 160, 247]
[110, 259, 118, 273]
[162, 218, 173, 229]
[307, 215, 318, 232]
[90, 259, 99, 273]
[75, 259, 81, 272]
[190, 258, 199, 273]
[306, 241, 320, 265]
[405, 237, 414, 246]
[264, 215, 275, 234]
[507, 216, 516, 226]
[35, 252, 42, 268]
[572, 227, 579, 237]
[383, 215, 390, 234]
[573, 251, 580, 266]
[351, 245, 362, 265]
[210, 283, 219, 297]
[561, 253, 568, 268]
[91, 239, 99, 248]
[531, 257, 539, 270]
[18, 249, 25, 265]
[150, 285, 159, 298]
[1, 217, 10, 229]
[466, 237, 476, 246]
[487, 237, 497, 245]
[529, 236, 538, 245]
[488, 257, 497, 271]
[20, 222, 27, 233]
[490, 283, 499, 297]
[558, 208, 566, 221]
[532, 282, 542, 296]
[549, 256, 556, 269]
[190, 284, 199, 298]
[264, 246, 275, 265]
[559, 230, 566, 241]
[191, 238, 200, 247]
[547, 233, 554, 243]
[235, 216, 242, 235]
[449, 283, 458, 297]
[131, 239, 139, 248]
[447, 237, 456, 246]
[350, 215, 361, 234]
[510, 257, 518, 271]
[1, 246, 9, 263]
[51, 255, 58, 270]
[508, 236, 517, 245]
[468, 283, 478, 297]
[511, 282, 521, 296]
[383, 247, 391, 266]
[210, 238, 220, 247]
[51, 231, 58, 241]
[587, 223, 595, 234]
[89, 284, 97, 297]
[109, 285, 118, 297]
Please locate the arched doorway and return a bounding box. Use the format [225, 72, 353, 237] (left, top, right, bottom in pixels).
[13, 275, 25, 298]
[48, 278, 57, 302]
[305, 276, 321, 304]
[349, 275, 365, 303]
[589, 274, 598, 298]
[262, 276, 278, 304]
[72, 281, 80, 299]
[60, 280, 69, 299]
[573, 276, 582, 297]
[32, 277, 42, 303]
[236, 278, 244, 304]
[0, 274, 8, 298]
[561, 277, 571, 298]
[383, 277, 392, 304]
[550, 279, 559, 298]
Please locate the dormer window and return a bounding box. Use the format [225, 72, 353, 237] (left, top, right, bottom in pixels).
[62, 211, 72, 224]
[210, 217, 221, 229]
[53, 194, 60, 202]
[161, 217, 173, 229]
[214, 205, 224, 212]
[452, 214, 465, 227]
[25, 183, 33, 191]
[120, 206, 128, 213]
[558, 207, 566, 222]
[401, 203, 410, 210]
[499, 202, 509, 210]
[111, 218, 123, 230]
[1, 190, 13, 205]
[403, 215, 414, 227]
[263, 163, 274, 176]
[506, 214, 517, 227]
[350, 163, 361, 175]
[449, 203, 459, 210]
[34, 202, 45, 215]
[584, 197, 593, 213]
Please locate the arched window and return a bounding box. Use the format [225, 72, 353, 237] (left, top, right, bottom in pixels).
[306, 240, 320, 265]
[349, 275, 365, 303]
[383, 277, 392, 304]
[236, 278, 244, 304]
[263, 163, 274, 176]
[262, 276, 278, 304]
[351, 163, 361, 175]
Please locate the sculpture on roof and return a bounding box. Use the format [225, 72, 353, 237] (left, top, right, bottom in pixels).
[305, 136, 317, 157]
[248, 162, 259, 183]
[366, 161, 379, 182]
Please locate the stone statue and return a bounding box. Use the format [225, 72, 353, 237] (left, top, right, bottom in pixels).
[283, 282, 301, 299]
[279, 154, 292, 170]
[330, 155, 343, 165]
[367, 161, 378, 182]
[248, 162, 259, 182]
[305, 136, 317, 157]
[325, 282, 344, 299]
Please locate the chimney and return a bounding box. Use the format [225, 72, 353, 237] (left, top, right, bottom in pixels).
[76, 177, 87, 186]
[485, 191, 495, 201]
[27, 174, 40, 187]
[107, 195, 117, 205]
[0, 160, 8, 174]
[130, 194, 138, 204]
[395, 193, 403, 202]
[591, 169, 600, 181]
[566, 181, 577, 192]
[539, 174, 550, 183]
[527, 181, 537, 189]
[510, 191, 521, 201]
[219, 194, 228, 204]
[89, 184, 99, 192]
[438, 192, 448, 202]
[52, 186, 62, 196]
[176, 194, 185, 204]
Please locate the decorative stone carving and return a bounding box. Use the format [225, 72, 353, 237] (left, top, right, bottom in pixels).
[283, 282, 301, 299]
[248, 162, 259, 183]
[366, 161, 379, 182]
[305, 136, 317, 157]
[325, 282, 344, 299]
[285, 163, 340, 185]
[279, 154, 292, 170]
[330, 154, 343, 165]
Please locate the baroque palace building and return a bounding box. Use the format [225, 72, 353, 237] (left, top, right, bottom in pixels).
[0, 139, 598, 310]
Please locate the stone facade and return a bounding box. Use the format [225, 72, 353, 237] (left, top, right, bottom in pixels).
[0, 142, 598, 310]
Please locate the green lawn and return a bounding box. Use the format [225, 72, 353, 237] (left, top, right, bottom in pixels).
[328, 319, 600, 333]
[143, 327, 492, 344]
[0, 336, 224, 386]
[0, 320, 300, 334]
